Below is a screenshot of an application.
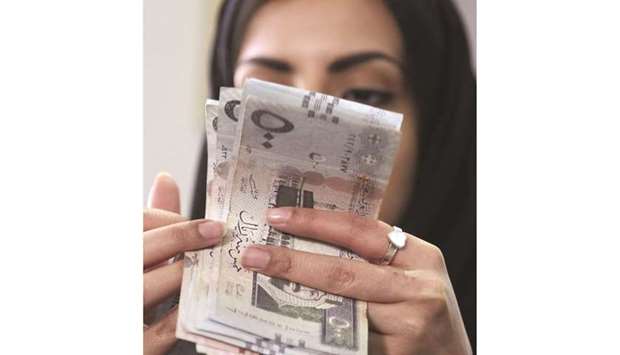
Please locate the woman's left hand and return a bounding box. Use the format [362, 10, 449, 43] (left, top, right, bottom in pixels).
[240, 207, 472, 355]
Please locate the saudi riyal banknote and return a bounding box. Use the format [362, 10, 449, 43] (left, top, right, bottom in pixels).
[198, 79, 402, 355]
[178, 90, 293, 354]
[176, 99, 230, 349]
[178, 93, 257, 354]
[191, 88, 243, 327]
[176, 79, 402, 354]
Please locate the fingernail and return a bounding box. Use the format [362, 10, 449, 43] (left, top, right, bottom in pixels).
[156, 171, 174, 181]
[267, 208, 292, 225]
[241, 246, 271, 270]
[198, 221, 224, 242]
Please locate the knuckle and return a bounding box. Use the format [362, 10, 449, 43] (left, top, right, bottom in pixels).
[144, 207, 161, 217]
[345, 214, 379, 243]
[143, 208, 156, 230]
[143, 208, 161, 220]
[400, 275, 450, 339]
[169, 222, 196, 249]
[287, 207, 301, 222]
[266, 249, 293, 276]
[325, 263, 356, 294]
[344, 213, 362, 237]
[424, 242, 446, 268]
[397, 269, 421, 298]
[144, 208, 185, 231]
[419, 277, 450, 317]
[294, 208, 318, 228]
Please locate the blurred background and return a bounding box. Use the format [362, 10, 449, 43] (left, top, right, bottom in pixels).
[144, 0, 475, 215]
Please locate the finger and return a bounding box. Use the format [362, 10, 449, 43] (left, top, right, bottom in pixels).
[144, 260, 183, 309]
[240, 245, 414, 303]
[143, 306, 178, 355]
[144, 220, 224, 269]
[368, 302, 405, 334]
[143, 208, 186, 231]
[148, 172, 180, 213]
[265, 208, 424, 268]
[266, 208, 390, 261]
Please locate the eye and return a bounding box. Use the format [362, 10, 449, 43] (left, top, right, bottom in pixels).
[341, 88, 394, 107]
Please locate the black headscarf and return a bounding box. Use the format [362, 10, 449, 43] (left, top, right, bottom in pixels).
[191, 0, 476, 350]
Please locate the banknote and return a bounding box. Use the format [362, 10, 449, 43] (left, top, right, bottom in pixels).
[177, 91, 281, 354]
[178, 93, 259, 353]
[191, 88, 243, 328]
[196, 344, 259, 355]
[176, 79, 402, 354]
[177, 99, 228, 347]
[194, 89, 320, 354]
[200, 79, 402, 355]
[177, 97, 258, 354]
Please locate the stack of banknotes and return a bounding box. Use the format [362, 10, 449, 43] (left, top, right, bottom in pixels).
[176, 79, 403, 355]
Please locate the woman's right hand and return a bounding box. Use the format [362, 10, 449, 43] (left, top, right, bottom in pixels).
[143, 173, 224, 355]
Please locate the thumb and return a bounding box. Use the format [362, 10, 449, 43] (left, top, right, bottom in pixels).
[147, 172, 181, 214]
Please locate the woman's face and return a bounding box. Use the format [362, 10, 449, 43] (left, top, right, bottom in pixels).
[234, 0, 417, 223]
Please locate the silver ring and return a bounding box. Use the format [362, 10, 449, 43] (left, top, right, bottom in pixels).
[381, 226, 407, 265]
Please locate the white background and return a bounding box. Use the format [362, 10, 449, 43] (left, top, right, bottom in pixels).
[1, 0, 619, 354]
[144, 0, 222, 215]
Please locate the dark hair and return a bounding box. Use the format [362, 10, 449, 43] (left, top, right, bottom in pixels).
[191, 0, 476, 349]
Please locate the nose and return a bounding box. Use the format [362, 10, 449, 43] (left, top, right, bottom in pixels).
[291, 69, 330, 94]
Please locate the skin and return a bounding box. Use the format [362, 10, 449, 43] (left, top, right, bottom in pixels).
[143, 1, 471, 354]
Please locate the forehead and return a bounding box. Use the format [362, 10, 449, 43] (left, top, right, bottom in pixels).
[238, 0, 403, 63]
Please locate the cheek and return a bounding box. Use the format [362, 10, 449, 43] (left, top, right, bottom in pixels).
[391, 98, 418, 166]
[378, 96, 418, 222]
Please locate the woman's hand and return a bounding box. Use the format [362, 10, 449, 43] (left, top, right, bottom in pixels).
[143, 174, 224, 355]
[240, 207, 472, 355]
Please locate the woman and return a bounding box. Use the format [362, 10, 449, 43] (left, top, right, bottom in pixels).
[144, 0, 476, 354]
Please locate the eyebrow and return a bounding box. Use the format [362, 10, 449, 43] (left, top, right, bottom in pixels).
[238, 57, 292, 72]
[328, 51, 403, 73]
[237, 51, 403, 73]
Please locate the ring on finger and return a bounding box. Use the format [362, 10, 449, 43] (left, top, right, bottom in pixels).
[381, 226, 408, 265]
